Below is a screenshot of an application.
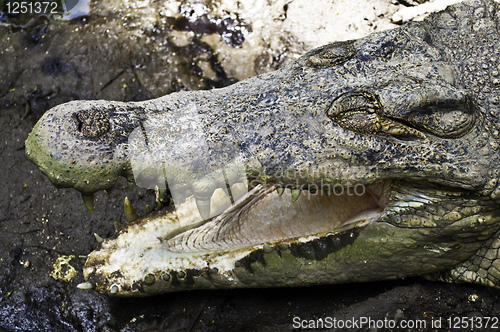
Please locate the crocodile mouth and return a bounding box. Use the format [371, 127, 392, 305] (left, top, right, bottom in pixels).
[82, 180, 392, 294]
[147, 181, 391, 253]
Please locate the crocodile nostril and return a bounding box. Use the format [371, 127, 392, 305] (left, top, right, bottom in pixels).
[74, 109, 110, 138]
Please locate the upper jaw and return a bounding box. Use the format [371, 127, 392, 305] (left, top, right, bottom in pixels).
[25, 95, 486, 222]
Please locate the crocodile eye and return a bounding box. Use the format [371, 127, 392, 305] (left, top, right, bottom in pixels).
[327, 90, 427, 139]
[327, 91, 383, 134]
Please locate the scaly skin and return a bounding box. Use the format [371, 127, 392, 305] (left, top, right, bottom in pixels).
[25, 0, 500, 295]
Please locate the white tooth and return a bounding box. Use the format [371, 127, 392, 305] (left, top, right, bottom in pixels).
[94, 233, 103, 243]
[110, 284, 119, 294]
[170, 188, 186, 205]
[154, 185, 160, 202]
[77, 282, 94, 290]
[195, 198, 211, 220]
[276, 187, 285, 196]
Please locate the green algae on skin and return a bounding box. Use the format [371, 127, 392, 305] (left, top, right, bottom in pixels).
[25, 100, 138, 195]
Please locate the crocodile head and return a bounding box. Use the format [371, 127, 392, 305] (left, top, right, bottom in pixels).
[26, 2, 500, 296]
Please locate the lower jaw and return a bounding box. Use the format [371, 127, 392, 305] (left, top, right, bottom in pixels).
[83, 214, 376, 296]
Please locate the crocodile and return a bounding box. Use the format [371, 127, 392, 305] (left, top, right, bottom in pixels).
[25, 0, 500, 296]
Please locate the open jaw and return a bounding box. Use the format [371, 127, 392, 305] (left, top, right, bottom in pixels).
[78, 172, 500, 296]
[81, 180, 390, 295]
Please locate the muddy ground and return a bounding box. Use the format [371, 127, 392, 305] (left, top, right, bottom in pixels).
[1, 2, 500, 331]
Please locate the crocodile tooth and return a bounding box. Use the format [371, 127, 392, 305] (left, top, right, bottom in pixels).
[145, 204, 151, 213]
[110, 284, 119, 294]
[170, 187, 186, 205]
[291, 189, 302, 201]
[128, 181, 135, 192]
[154, 185, 161, 202]
[195, 198, 211, 220]
[276, 187, 285, 196]
[76, 282, 94, 290]
[263, 243, 273, 253]
[124, 197, 139, 222]
[94, 233, 103, 243]
[104, 188, 113, 195]
[82, 193, 95, 213]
